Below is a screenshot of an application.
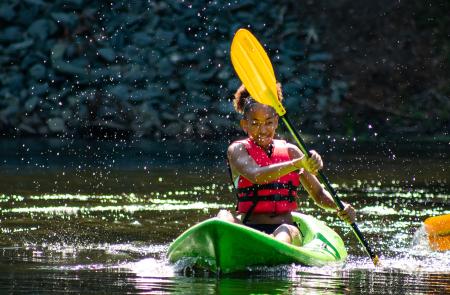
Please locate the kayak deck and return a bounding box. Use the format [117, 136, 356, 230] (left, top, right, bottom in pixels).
[168, 212, 347, 273]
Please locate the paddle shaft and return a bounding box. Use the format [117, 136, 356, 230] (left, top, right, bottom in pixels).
[280, 115, 379, 265]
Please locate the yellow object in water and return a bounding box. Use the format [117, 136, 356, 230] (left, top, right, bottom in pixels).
[424, 214, 450, 251]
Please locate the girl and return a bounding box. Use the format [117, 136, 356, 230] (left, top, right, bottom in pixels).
[218, 84, 356, 246]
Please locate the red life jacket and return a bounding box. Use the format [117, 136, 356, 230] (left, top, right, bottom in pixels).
[234, 138, 300, 216]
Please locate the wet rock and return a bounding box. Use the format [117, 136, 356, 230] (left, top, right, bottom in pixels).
[195, 121, 212, 138]
[30, 83, 49, 97]
[132, 32, 152, 47]
[0, 103, 19, 121]
[156, 58, 173, 78]
[163, 122, 182, 137]
[29, 64, 46, 80]
[182, 122, 195, 137]
[98, 48, 116, 62]
[0, 5, 15, 22]
[18, 122, 36, 134]
[209, 114, 231, 129]
[60, 0, 85, 9]
[50, 12, 79, 29]
[47, 117, 66, 133]
[51, 43, 87, 77]
[161, 112, 177, 121]
[7, 73, 25, 91]
[140, 103, 161, 129]
[308, 53, 332, 62]
[0, 0, 352, 139]
[154, 30, 175, 48]
[97, 105, 117, 118]
[37, 125, 49, 134]
[182, 112, 197, 122]
[28, 19, 58, 41]
[124, 65, 146, 83]
[108, 84, 129, 101]
[24, 96, 40, 112]
[24, 0, 46, 7]
[20, 52, 44, 70]
[7, 39, 34, 51]
[0, 26, 23, 43]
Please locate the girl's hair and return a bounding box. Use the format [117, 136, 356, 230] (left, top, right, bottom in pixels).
[233, 83, 284, 115]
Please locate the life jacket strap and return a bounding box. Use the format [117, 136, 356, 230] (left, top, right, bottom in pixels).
[237, 182, 297, 194]
[237, 194, 296, 203]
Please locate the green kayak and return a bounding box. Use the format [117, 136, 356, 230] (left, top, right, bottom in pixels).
[168, 212, 347, 273]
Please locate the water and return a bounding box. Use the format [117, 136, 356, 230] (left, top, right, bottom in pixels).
[0, 138, 449, 294]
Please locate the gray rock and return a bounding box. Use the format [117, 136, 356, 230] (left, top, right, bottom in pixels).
[182, 112, 196, 122]
[7, 73, 25, 90]
[157, 57, 173, 78]
[50, 12, 79, 29]
[98, 105, 117, 118]
[154, 29, 174, 47]
[0, 103, 19, 120]
[24, 0, 46, 6]
[30, 82, 49, 96]
[216, 100, 234, 115]
[7, 39, 34, 51]
[18, 122, 36, 134]
[57, 0, 84, 9]
[108, 84, 129, 101]
[37, 125, 49, 134]
[20, 52, 45, 70]
[124, 65, 146, 82]
[0, 55, 11, 66]
[0, 26, 23, 43]
[161, 111, 177, 121]
[209, 114, 231, 129]
[163, 122, 182, 137]
[29, 64, 46, 80]
[28, 19, 58, 41]
[98, 48, 116, 62]
[51, 43, 87, 77]
[308, 53, 332, 62]
[146, 84, 164, 99]
[132, 32, 152, 47]
[20, 89, 28, 100]
[96, 119, 126, 130]
[129, 89, 149, 102]
[195, 121, 212, 138]
[47, 117, 66, 133]
[182, 122, 194, 137]
[140, 103, 161, 129]
[0, 5, 16, 22]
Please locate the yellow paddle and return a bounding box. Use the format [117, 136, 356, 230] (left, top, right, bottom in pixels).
[230, 28, 380, 266]
[424, 214, 450, 251]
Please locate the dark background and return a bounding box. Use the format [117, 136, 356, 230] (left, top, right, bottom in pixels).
[0, 0, 448, 141]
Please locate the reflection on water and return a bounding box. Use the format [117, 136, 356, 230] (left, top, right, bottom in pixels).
[0, 139, 449, 294]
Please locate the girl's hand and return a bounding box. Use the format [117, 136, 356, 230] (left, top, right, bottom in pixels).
[337, 203, 356, 224]
[293, 150, 323, 175]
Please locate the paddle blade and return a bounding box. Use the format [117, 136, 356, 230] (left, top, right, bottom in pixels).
[230, 29, 286, 116]
[424, 214, 450, 251]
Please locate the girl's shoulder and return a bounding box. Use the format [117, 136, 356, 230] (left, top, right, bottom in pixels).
[227, 140, 248, 156]
[284, 142, 303, 158]
[228, 138, 250, 150]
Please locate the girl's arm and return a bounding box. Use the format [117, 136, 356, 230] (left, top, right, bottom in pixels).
[227, 142, 309, 184]
[288, 144, 356, 223]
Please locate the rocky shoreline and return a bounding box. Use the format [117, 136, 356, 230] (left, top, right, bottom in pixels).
[0, 0, 448, 140]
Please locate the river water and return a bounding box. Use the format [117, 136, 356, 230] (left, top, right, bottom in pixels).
[0, 138, 448, 294]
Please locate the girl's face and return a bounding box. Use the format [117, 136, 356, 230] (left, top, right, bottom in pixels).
[240, 103, 278, 149]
